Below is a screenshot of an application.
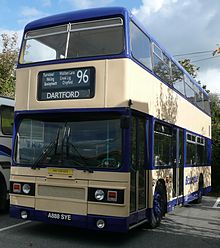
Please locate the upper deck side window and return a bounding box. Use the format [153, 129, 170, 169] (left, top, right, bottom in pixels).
[20, 17, 124, 64]
[171, 62, 185, 96]
[152, 43, 172, 84]
[130, 22, 152, 70]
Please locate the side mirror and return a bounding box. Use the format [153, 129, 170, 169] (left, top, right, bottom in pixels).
[120, 116, 130, 129]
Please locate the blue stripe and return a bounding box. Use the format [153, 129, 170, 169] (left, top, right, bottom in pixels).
[10, 205, 129, 232]
[166, 186, 212, 210]
[0, 145, 11, 157]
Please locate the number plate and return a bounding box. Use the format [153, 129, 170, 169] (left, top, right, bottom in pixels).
[47, 212, 72, 221]
[38, 67, 95, 101]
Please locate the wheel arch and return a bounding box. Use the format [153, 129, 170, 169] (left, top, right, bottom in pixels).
[155, 178, 168, 213]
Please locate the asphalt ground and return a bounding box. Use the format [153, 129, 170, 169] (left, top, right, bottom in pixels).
[0, 196, 219, 248]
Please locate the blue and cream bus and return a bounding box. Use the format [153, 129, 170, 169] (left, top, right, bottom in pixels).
[10, 7, 211, 232]
[0, 96, 14, 211]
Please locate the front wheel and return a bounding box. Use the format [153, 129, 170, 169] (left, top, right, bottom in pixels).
[149, 182, 167, 228]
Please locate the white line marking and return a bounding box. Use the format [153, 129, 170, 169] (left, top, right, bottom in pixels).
[213, 197, 220, 208]
[0, 221, 31, 232]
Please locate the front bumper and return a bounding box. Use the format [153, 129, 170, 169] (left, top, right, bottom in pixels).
[10, 205, 129, 232]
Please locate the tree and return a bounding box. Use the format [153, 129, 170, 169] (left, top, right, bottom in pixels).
[0, 33, 19, 98]
[209, 93, 220, 193]
[179, 58, 209, 93]
[179, 58, 199, 79]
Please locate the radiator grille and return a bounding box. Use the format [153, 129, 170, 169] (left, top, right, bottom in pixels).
[38, 185, 85, 200]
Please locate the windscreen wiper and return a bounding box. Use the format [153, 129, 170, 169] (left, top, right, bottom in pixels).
[66, 141, 93, 173]
[31, 128, 60, 170]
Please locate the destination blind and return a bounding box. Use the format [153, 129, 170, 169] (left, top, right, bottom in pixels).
[38, 67, 95, 101]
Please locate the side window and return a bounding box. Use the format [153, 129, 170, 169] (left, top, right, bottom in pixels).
[154, 122, 175, 166]
[131, 116, 137, 170]
[171, 62, 185, 95]
[194, 86, 204, 109]
[131, 116, 146, 169]
[153, 44, 171, 84]
[185, 77, 195, 103]
[203, 93, 211, 115]
[130, 22, 152, 69]
[179, 129, 184, 166]
[186, 134, 197, 165]
[196, 137, 206, 165]
[1, 105, 14, 135]
[186, 133, 207, 165]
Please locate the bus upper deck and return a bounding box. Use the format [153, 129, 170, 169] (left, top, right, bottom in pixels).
[16, 7, 211, 139]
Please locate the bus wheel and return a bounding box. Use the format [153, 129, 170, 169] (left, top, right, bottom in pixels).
[149, 182, 167, 228]
[194, 175, 204, 204]
[0, 179, 8, 212]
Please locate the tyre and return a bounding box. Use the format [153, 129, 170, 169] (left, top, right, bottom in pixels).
[0, 180, 8, 212]
[194, 175, 204, 204]
[148, 181, 167, 228]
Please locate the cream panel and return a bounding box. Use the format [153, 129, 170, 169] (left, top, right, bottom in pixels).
[88, 203, 128, 217]
[10, 166, 129, 182]
[184, 166, 211, 196]
[203, 166, 212, 188]
[15, 68, 30, 110]
[152, 169, 173, 202]
[35, 198, 87, 215]
[126, 61, 211, 138]
[105, 59, 129, 107]
[16, 59, 210, 138]
[146, 170, 153, 208]
[10, 175, 35, 183]
[16, 60, 107, 111]
[10, 195, 35, 208]
[89, 180, 128, 188]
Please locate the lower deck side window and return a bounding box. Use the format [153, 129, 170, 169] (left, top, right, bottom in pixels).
[154, 122, 176, 166]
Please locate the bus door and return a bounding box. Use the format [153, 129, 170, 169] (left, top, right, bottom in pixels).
[173, 128, 184, 204]
[130, 116, 147, 222]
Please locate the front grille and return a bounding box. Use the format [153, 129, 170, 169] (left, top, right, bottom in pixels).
[38, 185, 85, 200]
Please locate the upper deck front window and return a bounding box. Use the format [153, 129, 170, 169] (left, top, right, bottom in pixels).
[20, 18, 124, 64]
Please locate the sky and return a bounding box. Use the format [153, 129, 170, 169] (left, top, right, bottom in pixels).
[0, 0, 219, 93]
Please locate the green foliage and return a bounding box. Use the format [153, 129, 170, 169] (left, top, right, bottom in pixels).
[209, 93, 220, 193]
[179, 58, 209, 93]
[179, 58, 200, 79]
[0, 33, 19, 98]
[180, 58, 220, 193]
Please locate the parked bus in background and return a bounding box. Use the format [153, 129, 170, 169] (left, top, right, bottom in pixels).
[0, 96, 14, 211]
[10, 7, 211, 231]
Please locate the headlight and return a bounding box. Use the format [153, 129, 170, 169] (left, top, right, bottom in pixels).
[95, 189, 105, 201]
[22, 184, 31, 194]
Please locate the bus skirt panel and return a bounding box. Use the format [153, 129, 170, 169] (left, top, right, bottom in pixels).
[10, 205, 130, 232]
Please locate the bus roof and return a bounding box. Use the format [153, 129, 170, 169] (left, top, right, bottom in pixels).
[0, 96, 15, 107]
[24, 7, 129, 32]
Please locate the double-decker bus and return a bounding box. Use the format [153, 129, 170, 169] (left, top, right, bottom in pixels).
[0, 96, 14, 211]
[10, 7, 211, 232]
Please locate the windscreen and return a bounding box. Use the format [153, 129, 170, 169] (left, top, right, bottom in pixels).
[20, 18, 124, 64]
[14, 113, 122, 169]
